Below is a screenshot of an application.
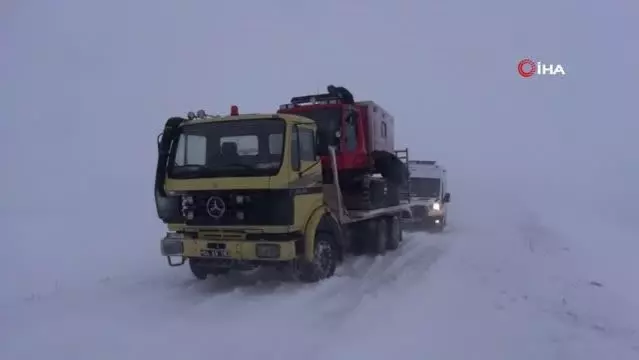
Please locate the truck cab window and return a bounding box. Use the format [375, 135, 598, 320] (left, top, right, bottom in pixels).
[269, 133, 283, 154]
[169, 119, 286, 179]
[174, 134, 206, 166]
[291, 126, 300, 171]
[299, 128, 316, 161]
[219, 135, 258, 156]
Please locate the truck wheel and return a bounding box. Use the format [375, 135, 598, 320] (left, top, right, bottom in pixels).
[369, 219, 388, 255]
[189, 259, 230, 280]
[386, 216, 402, 250]
[189, 259, 208, 280]
[297, 232, 337, 283]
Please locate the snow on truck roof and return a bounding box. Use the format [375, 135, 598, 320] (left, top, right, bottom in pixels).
[407, 160, 445, 179]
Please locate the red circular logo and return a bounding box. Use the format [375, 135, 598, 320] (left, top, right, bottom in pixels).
[517, 59, 536, 78]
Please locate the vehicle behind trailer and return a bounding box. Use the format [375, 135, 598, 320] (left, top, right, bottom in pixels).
[400, 159, 451, 232]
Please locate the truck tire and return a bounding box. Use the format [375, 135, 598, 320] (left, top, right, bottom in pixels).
[369, 219, 388, 255]
[189, 259, 208, 280]
[189, 259, 230, 280]
[297, 232, 337, 283]
[386, 216, 402, 250]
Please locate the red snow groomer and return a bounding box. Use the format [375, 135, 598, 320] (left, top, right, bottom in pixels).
[277, 85, 408, 210]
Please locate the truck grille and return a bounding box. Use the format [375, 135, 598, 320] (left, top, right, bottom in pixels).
[184, 190, 294, 227]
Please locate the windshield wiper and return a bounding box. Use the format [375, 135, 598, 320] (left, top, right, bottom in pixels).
[170, 164, 216, 179]
[173, 164, 210, 172]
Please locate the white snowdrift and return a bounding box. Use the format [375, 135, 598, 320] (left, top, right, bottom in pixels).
[2, 185, 638, 360]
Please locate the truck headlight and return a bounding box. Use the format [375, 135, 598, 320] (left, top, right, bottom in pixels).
[181, 196, 195, 218]
[432, 202, 441, 211]
[181, 196, 194, 206]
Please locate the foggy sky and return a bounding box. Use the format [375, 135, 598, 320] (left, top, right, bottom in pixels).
[1, 0, 637, 297]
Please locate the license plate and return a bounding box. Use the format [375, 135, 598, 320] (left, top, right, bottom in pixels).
[200, 249, 230, 258]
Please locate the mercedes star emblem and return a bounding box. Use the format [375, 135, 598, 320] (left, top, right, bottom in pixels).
[206, 196, 226, 219]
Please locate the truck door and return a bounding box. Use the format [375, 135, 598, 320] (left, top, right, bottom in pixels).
[290, 123, 323, 223]
[291, 123, 321, 178]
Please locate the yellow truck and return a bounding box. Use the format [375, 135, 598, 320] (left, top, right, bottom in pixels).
[155, 106, 430, 282]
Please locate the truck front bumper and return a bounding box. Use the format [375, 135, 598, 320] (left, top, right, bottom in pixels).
[161, 232, 301, 263]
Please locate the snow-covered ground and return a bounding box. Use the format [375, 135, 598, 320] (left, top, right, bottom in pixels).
[2, 1, 638, 359]
[2, 184, 639, 359]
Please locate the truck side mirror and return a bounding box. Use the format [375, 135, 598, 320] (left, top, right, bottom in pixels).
[443, 193, 451, 203]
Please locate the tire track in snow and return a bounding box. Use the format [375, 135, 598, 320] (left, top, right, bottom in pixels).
[1, 231, 451, 360]
[305, 232, 449, 325]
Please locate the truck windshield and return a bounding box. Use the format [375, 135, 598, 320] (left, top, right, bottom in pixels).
[285, 107, 341, 155]
[168, 119, 285, 179]
[411, 178, 441, 198]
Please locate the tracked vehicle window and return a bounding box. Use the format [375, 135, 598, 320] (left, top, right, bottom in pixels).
[344, 120, 357, 152]
[168, 119, 286, 178]
[285, 107, 341, 156]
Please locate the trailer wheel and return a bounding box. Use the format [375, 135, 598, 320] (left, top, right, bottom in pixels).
[369, 219, 388, 255]
[297, 232, 337, 283]
[386, 216, 402, 250]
